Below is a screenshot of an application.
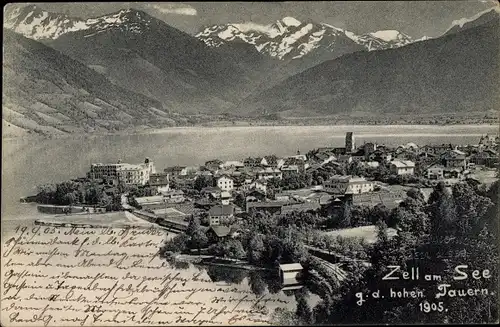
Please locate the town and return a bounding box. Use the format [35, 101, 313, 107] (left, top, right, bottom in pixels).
[31, 131, 498, 274]
[69, 132, 498, 230]
[22, 131, 500, 323]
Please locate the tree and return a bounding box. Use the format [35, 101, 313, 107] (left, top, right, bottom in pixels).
[248, 271, 267, 296]
[339, 200, 352, 228]
[248, 233, 266, 264]
[161, 233, 190, 254]
[194, 175, 210, 191]
[222, 239, 246, 260]
[295, 289, 313, 325]
[370, 204, 391, 225]
[186, 216, 208, 254]
[426, 183, 455, 241]
[406, 188, 425, 204]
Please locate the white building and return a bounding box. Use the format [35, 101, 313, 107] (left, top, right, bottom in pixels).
[250, 179, 268, 194]
[149, 172, 170, 193]
[217, 175, 234, 191]
[220, 191, 232, 205]
[279, 263, 304, 290]
[208, 205, 235, 226]
[88, 158, 156, 186]
[323, 175, 375, 195]
[390, 160, 415, 176]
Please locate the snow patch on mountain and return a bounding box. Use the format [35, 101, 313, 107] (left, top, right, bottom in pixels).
[369, 30, 402, 42]
[4, 6, 152, 40]
[293, 29, 326, 59]
[281, 17, 302, 27]
[197, 16, 416, 60]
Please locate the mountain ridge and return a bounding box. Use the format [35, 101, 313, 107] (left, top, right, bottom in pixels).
[235, 11, 499, 118]
[2, 29, 183, 136]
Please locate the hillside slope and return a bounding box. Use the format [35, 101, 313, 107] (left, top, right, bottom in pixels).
[2, 29, 178, 135]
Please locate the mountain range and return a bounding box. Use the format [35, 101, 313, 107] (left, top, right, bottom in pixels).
[239, 8, 499, 118]
[197, 17, 414, 61]
[3, 4, 499, 136]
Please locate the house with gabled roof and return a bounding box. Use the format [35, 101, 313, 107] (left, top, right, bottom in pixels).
[205, 225, 240, 243]
[217, 175, 234, 191]
[390, 160, 416, 175]
[208, 204, 235, 226]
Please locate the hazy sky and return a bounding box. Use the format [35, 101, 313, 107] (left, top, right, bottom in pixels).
[18, 1, 500, 38]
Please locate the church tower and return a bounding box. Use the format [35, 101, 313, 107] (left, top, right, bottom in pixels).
[345, 132, 355, 153]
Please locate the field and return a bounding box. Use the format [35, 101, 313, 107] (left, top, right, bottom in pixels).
[322, 225, 398, 244]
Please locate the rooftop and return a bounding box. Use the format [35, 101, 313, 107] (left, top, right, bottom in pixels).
[280, 263, 303, 271]
[327, 175, 368, 183]
[208, 225, 232, 237]
[135, 195, 164, 205]
[259, 168, 281, 173]
[220, 191, 232, 198]
[152, 207, 187, 218]
[391, 160, 415, 168]
[209, 204, 235, 216]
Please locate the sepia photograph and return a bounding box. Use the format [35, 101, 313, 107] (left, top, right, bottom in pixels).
[1, 1, 499, 325]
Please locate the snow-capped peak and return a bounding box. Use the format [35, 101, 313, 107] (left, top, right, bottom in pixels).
[4, 5, 153, 40]
[281, 17, 302, 27]
[369, 30, 405, 42]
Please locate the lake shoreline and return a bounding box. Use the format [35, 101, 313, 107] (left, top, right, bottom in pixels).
[3, 123, 499, 141]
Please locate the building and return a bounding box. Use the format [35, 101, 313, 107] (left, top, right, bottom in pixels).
[246, 201, 285, 215]
[88, 158, 156, 186]
[204, 159, 223, 172]
[221, 161, 245, 170]
[220, 191, 232, 205]
[208, 205, 235, 226]
[390, 160, 415, 176]
[351, 190, 406, 210]
[205, 225, 240, 244]
[164, 166, 186, 177]
[361, 161, 380, 168]
[206, 225, 232, 243]
[263, 156, 280, 168]
[369, 149, 392, 163]
[279, 263, 304, 290]
[250, 178, 268, 194]
[202, 186, 222, 201]
[479, 134, 498, 148]
[257, 168, 283, 180]
[426, 164, 445, 180]
[337, 155, 353, 165]
[149, 172, 170, 193]
[425, 163, 463, 186]
[283, 157, 308, 173]
[441, 149, 467, 170]
[363, 142, 377, 157]
[281, 165, 300, 178]
[135, 195, 165, 208]
[345, 132, 355, 154]
[469, 149, 499, 167]
[323, 175, 375, 195]
[163, 190, 185, 203]
[420, 144, 453, 156]
[246, 189, 268, 202]
[244, 157, 268, 168]
[179, 166, 201, 176]
[217, 175, 234, 191]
